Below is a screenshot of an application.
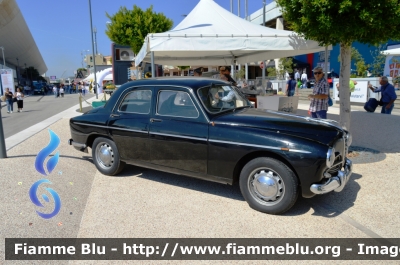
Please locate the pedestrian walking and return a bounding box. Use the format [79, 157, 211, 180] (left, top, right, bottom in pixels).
[78, 83, 82, 94]
[82, 83, 86, 96]
[4, 88, 14, 113]
[301, 71, 308, 88]
[308, 66, 329, 119]
[285, 73, 298, 97]
[53, 85, 58, 98]
[368, 76, 397, 114]
[15, 87, 24, 112]
[60, 84, 65, 97]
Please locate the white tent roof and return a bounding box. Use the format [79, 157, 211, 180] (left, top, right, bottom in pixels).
[135, 0, 326, 66]
[382, 48, 400, 56]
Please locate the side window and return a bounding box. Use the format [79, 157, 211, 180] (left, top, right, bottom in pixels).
[119, 90, 152, 114]
[157, 91, 199, 118]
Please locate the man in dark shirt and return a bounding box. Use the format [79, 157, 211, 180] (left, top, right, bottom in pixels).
[368, 76, 397, 114]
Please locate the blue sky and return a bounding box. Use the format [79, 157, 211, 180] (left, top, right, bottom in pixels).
[16, 0, 269, 78]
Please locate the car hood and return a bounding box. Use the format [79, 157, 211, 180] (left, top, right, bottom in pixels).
[213, 108, 343, 145]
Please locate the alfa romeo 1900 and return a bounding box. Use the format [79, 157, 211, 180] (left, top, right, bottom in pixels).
[69, 78, 352, 214]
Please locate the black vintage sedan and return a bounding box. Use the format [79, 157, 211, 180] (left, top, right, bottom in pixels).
[69, 77, 352, 214]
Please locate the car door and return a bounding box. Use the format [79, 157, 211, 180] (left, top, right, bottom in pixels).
[149, 87, 208, 173]
[107, 87, 153, 162]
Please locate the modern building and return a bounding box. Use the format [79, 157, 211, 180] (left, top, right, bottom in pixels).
[0, 0, 47, 94]
[248, 1, 399, 78]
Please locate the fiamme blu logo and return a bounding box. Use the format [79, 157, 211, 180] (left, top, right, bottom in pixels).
[29, 129, 61, 219]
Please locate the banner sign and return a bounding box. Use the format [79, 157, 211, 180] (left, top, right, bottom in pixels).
[384, 56, 400, 78]
[333, 80, 369, 103]
[1, 69, 15, 94]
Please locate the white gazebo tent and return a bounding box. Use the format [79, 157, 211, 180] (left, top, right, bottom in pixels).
[382, 48, 400, 56]
[135, 0, 327, 73]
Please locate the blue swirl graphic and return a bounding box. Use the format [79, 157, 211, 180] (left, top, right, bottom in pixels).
[29, 179, 61, 219]
[35, 130, 60, 176]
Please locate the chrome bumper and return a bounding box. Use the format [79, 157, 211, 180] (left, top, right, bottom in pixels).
[68, 139, 88, 153]
[310, 158, 353, 194]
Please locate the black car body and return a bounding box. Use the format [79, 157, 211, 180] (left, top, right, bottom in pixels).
[69, 77, 352, 214]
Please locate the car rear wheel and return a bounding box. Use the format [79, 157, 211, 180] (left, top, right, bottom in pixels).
[92, 137, 125, 175]
[239, 157, 299, 215]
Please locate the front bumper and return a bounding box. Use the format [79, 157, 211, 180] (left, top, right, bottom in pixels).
[310, 158, 352, 194]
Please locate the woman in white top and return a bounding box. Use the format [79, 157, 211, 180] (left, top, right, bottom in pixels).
[60, 84, 65, 97]
[15, 87, 24, 112]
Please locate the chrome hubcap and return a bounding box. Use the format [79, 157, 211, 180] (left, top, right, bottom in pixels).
[248, 168, 285, 206]
[96, 142, 114, 169]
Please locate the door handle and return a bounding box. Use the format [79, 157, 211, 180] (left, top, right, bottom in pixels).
[110, 114, 120, 117]
[150, 118, 162, 123]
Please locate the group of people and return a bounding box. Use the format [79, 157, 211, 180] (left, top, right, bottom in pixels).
[3, 86, 25, 113]
[307, 66, 397, 118]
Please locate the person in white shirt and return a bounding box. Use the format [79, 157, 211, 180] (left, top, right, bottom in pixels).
[301, 71, 308, 88]
[53, 85, 58, 98]
[60, 84, 65, 97]
[294, 69, 300, 81]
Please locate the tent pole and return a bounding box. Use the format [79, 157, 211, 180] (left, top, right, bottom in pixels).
[230, 0, 233, 13]
[262, 60, 265, 90]
[245, 0, 248, 20]
[238, 0, 240, 17]
[245, 63, 248, 80]
[151, 52, 155, 78]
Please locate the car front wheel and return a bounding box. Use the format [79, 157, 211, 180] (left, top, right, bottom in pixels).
[239, 157, 299, 215]
[92, 137, 125, 175]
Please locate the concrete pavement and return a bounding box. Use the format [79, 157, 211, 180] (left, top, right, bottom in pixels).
[1, 95, 400, 264]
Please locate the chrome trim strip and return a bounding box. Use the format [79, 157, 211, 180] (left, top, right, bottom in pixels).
[150, 132, 207, 142]
[75, 122, 108, 129]
[74, 122, 148, 134]
[208, 139, 311, 154]
[109, 127, 148, 134]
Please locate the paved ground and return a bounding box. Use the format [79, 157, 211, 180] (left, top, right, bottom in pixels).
[1, 96, 400, 264]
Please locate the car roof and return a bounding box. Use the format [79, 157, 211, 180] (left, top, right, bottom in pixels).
[121, 77, 230, 91]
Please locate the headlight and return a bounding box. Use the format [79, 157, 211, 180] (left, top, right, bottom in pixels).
[326, 147, 335, 167]
[346, 132, 352, 147]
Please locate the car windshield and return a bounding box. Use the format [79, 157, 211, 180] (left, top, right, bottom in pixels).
[197, 84, 251, 114]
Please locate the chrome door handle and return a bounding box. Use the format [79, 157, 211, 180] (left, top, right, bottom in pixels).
[110, 114, 120, 117]
[150, 118, 162, 123]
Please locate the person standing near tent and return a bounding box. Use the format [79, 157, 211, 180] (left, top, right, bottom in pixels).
[308, 66, 329, 119]
[285, 73, 297, 97]
[301, 71, 308, 88]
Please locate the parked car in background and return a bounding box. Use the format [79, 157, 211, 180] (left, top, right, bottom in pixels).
[33, 84, 45, 95]
[68, 77, 352, 215]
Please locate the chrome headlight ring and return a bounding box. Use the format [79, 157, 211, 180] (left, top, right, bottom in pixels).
[326, 147, 336, 168]
[346, 132, 352, 147]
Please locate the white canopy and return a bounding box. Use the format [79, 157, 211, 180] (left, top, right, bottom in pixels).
[382, 48, 400, 56]
[135, 0, 326, 66]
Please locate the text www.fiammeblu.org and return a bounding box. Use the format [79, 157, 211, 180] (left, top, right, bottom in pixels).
[123, 243, 368, 258]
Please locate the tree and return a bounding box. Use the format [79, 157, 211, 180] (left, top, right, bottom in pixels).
[106, 5, 173, 54]
[266, 57, 293, 80]
[351, 48, 368, 77]
[275, 0, 400, 130]
[176, 66, 190, 76]
[369, 44, 388, 77]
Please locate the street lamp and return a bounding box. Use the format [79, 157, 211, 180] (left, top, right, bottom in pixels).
[93, 26, 98, 55]
[88, 0, 98, 99]
[0, 48, 6, 158]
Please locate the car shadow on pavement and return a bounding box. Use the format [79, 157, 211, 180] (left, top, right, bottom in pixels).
[284, 173, 362, 217]
[6, 154, 93, 162]
[117, 164, 245, 201]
